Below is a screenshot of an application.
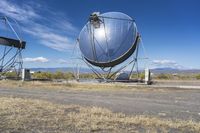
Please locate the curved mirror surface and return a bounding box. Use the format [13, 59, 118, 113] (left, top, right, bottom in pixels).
[79, 12, 137, 65]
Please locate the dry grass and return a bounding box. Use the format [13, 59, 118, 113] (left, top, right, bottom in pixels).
[0, 80, 150, 91]
[0, 97, 200, 133]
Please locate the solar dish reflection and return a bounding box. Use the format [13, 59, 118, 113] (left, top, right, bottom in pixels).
[79, 12, 138, 67]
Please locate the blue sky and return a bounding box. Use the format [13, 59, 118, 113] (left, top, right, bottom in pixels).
[0, 0, 200, 69]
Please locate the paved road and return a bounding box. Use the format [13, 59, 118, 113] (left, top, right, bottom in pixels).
[0, 87, 200, 121]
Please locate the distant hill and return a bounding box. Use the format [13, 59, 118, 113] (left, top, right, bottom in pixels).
[30, 67, 92, 73]
[29, 67, 200, 74]
[151, 67, 200, 74]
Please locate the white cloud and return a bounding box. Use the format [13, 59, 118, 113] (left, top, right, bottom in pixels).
[0, 0, 39, 22]
[57, 59, 69, 64]
[58, 20, 78, 34]
[23, 23, 74, 51]
[0, 0, 77, 51]
[152, 59, 184, 69]
[23, 57, 49, 63]
[153, 60, 177, 65]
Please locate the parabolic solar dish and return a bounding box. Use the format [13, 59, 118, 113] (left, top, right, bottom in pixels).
[79, 12, 139, 67]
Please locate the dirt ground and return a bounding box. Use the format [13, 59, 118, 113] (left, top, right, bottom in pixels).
[0, 80, 200, 121]
[1, 97, 200, 133]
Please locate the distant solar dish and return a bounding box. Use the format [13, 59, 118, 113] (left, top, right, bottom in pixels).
[79, 12, 139, 68]
[0, 16, 26, 77]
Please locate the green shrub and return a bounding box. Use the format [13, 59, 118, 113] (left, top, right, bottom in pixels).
[196, 74, 200, 80]
[139, 72, 145, 79]
[4, 72, 18, 77]
[53, 71, 65, 79]
[131, 72, 145, 79]
[32, 72, 53, 79]
[32, 71, 74, 80]
[64, 72, 74, 79]
[156, 73, 170, 79]
[79, 73, 96, 79]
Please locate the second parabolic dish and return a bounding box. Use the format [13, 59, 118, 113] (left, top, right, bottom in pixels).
[79, 12, 139, 67]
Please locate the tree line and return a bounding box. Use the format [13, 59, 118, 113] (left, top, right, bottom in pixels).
[1, 71, 200, 80]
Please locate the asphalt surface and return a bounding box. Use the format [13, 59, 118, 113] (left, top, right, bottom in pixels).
[0, 86, 200, 121]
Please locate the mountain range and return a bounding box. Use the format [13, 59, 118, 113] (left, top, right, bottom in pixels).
[29, 67, 200, 74]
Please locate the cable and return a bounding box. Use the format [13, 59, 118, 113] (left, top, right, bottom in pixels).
[5, 17, 21, 41]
